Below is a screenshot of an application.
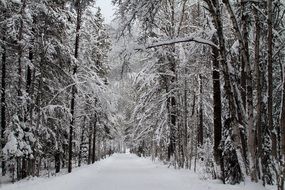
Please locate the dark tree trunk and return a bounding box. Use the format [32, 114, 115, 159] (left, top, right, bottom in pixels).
[92, 114, 97, 164]
[78, 125, 84, 167]
[55, 151, 61, 173]
[167, 76, 177, 161]
[167, 1, 177, 161]
[88, 121, 93, 165]
[267, 0, 277, 158]
[280, 64, 285, 190]
[68, 0, 82, 173]
[17, 158, 21, 180]
[168, 95, 176, 160]
[167, 56, 177, 161]
[27, 48, 33, 93]
[205, 0, 247, 180]
[198, 74, 203, 146]
[1, 35, 7, 176]
[240, 4, 247, 112]
[17, 0, 27, 97]
[240, 47, 246, 115]
[182, 67, 188, 168]
[68, 86, 76, 173]
[26, 31, 35, 126]
[21, 158, 27, 179]
[212, 34, 224, 182]
[254, 7, 262, 180]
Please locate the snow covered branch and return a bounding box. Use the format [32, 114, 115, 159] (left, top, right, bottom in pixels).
[135, 37, 219, 51]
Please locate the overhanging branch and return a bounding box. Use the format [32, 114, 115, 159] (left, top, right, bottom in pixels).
[135, 36, 219, 51]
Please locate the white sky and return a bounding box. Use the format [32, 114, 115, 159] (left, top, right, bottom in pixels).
[96, 0, 115, 23]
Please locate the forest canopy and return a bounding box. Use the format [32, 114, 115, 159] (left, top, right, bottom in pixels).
[0, 0, 285, 190]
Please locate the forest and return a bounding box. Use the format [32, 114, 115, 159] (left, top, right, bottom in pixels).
[0, 0, 285, 190]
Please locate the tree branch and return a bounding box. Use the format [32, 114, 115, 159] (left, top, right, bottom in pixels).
[135, 36, 219, 51]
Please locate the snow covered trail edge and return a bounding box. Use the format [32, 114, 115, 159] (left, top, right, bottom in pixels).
[0, 153, 274, 190]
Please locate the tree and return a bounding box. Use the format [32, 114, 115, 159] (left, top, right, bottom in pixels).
[0, 0, 113, 180]
[114, 0, 285, 186]
[1, 7, 7, 177]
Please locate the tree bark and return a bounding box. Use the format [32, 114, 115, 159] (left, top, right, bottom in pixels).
[17, 0, 27, 97]
[280, 63, 285, 190]
[78, 127, 84, 167]
[247, 32, 257, 182]
[254, 7, 262, 180]
[88, 121, 93, 165]
[92, 114, 97, 164]
[205, 0, 247, 179]
[55, 151, 61, 173]
[78, 117, 86, 167]
[267, 0, 277, 158]
[1, 35, 7, 176]
[198, 74, 203, 146]
[183, 67, 188, 168]
[68, 0, 82, 173]
[212, 34, 224, 182]
[167, 0, 177, 161]
[240, 2, 257, 181]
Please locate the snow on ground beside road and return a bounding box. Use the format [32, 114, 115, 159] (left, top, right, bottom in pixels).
[0, 153, 276, 190]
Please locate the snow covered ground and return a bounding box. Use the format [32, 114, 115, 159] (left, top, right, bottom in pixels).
[0, 153, 275, 190]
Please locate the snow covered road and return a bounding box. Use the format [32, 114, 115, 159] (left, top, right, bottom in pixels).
[0, 153, 273, 190]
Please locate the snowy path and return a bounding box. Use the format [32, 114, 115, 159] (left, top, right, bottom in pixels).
[0, 153, 272, 190]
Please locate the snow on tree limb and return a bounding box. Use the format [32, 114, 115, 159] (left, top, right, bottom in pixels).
[1, 0, 6, 7]
[135, 36, 219, 51]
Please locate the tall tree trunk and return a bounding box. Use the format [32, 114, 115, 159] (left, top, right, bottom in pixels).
[55, 150, 61, 173]
[198, 74, 203, 146]
[254, 7, 262, 180]
[92, 114, 97, 164]
[267, 0, 277, 158]
[78, 126, 84, 167]
[88, 121, 93, 165]
[35, 54, 44, 176]
[247, 35, 256, 182]
[26, 45, 33, 122]
[16, 0, 27, 179]
[27, 47, 33, 93]
[254, 9, 262, 179]
[278, 61, 285, 190]
[68, 70, 76, 173]
[240, 2, 247, 112]
[280, 63, 285, 190]
[1, 35, 7, 176]
[68, 0, 82, 173]
[167, 0, 177, 161]
[167, 70, 176, 161]
[240, 2, 257, 181]
[183, 67, 188, 168]
[212, 34, 224, 182]
[17, 0, 27, 97]
[205, 0, 247, 179]
[78, 117, 86, 167]
[21, 158, 27, 179]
